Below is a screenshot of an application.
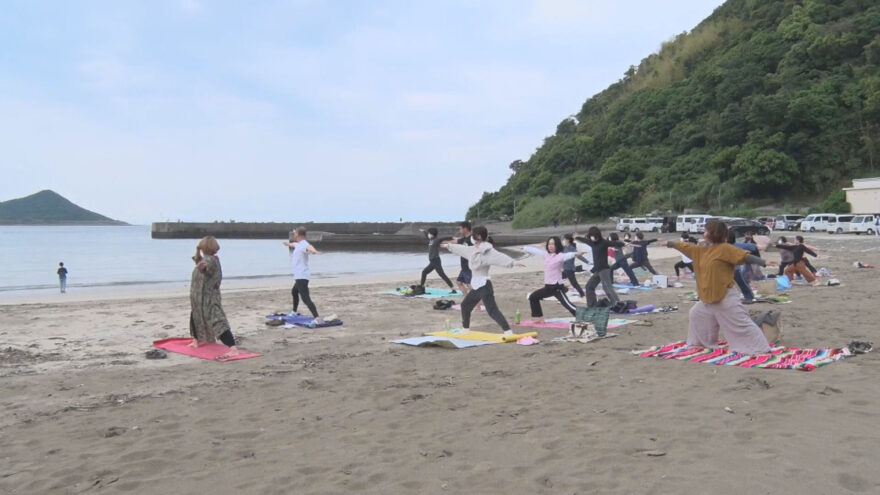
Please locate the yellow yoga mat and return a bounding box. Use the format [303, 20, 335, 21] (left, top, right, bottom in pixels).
[425, 330, 538, 343]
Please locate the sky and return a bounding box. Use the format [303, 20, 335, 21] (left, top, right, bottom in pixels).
[0, 0, 725, 224]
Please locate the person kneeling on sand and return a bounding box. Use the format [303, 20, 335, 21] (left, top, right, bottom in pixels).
[443, 226, 522, 336]
[667, 220, 777, 355]
[189, 236, 240, 360]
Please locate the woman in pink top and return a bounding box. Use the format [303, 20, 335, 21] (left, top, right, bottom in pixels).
[523, 236, 583, 323]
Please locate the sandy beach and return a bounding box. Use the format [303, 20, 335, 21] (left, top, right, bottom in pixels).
[2, 235, 879, 494]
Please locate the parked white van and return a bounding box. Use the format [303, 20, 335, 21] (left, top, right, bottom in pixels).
[826, 214, 855, 234]
[800, 213, 835, 232]
[775, 214, 805, 231]
[848, 214, 879, 235]
[617, 218, 634, 232]
[676, 214, 713, 233]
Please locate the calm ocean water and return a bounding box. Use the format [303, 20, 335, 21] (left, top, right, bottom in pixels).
[0, 226, 458, 295]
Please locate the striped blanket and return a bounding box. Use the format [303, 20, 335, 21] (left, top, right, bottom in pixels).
[638, 341, 850, 371]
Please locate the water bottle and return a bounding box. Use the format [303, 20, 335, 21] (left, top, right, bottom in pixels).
[514, 309, 521, 325]
[445, 318, 451, 330]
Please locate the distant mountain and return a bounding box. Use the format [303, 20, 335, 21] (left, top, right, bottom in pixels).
[0, 190, 127, 225]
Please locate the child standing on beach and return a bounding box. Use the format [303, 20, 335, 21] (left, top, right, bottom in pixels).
[283, 227, 324, 324]
[419, 227, 456, 292]
[444, 226, 519, 335]
[57, 262, 68, 294]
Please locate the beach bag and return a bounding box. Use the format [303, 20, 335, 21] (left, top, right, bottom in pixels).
[410, 284, 426, 296]
[610, 301, 630, 314]
[776, 275, 791, 291]
[433, 299, 454, 310]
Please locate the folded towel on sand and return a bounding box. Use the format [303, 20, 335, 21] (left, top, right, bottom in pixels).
[393, 336, 497, 349]
[635, 340, 850, 371]
[153, 338, 260, 362]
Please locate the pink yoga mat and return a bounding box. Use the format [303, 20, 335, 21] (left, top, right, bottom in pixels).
[153, 338, 261, 362]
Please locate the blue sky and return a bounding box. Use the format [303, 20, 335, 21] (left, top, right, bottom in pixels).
[0, 0, 724, 224]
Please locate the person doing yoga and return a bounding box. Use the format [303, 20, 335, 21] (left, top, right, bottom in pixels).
[453, 222, 474, 295]
[283, 227, 324, 325]
[562, 233, 590, 297]
[575, 227, 624, 308]
[523, 237, 585, 323]
[777, 236, 819, 285]
[608, 232, 639, 286]
[629, 232, 659, 275]
[444, 226, 520, 335]
[419, 227, 455, 291]
[189, 236, 240, 360]
[674, 233, 697, 278]
[667, 220, 775, 355]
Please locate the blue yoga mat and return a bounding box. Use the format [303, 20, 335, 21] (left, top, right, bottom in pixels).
[613, 284, 653, 291]
[266, 314, 343, 328]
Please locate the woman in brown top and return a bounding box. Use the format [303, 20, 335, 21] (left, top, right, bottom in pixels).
[668, 220, 776, 355]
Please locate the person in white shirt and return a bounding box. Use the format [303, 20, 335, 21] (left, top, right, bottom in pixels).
[443, 226, 520, 335]
[283, 227, 323, 324]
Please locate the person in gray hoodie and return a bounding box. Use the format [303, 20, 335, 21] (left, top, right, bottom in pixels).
[444, 226, 520, 335]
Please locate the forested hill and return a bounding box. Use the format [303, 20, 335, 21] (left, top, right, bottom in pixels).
[468, 0, 880, 228]
[0, 190, 127, 225]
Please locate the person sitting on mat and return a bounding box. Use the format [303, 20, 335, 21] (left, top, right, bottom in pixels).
[562, 233, 590, 298]
[443, 226, 522, 336]
[667, 220, 776, 355]
[189, 236, 240, 360]
[419, 227, 456, 292]
[575, 227, 625, 308]
[283, 227, 324, 325]
[522, 236, 585, 323]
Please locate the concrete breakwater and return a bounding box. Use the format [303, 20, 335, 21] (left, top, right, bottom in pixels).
[151, 222, 547, 249]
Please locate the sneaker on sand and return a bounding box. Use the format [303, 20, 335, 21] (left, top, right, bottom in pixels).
[503, 330, 514, 337]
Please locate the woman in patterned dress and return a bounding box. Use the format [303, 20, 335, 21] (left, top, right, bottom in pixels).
[189, 236, 239, 359]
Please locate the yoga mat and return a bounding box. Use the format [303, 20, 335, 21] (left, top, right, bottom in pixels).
[393, 336, 497, 349]
[153, 338, 261, 362]
[380, 287, 461, 299]
[515, 318, 635, 329]
[426, 330, 538, 343]
[267, 314, 344, 328]
[613, 284, 653, 291]
[636, 340, 850, 371]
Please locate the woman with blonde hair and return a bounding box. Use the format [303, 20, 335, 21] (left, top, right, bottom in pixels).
[190, 236, 239, 359]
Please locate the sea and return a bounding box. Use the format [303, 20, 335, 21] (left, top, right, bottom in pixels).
[0, 225, 458, 297]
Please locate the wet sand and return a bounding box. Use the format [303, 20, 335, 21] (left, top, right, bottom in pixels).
[1, 235, 879, 494]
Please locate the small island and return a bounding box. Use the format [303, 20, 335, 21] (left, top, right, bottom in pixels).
[0, 190, 128, 225]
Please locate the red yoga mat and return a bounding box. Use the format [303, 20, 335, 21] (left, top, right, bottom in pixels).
[153, 338, 261, 362]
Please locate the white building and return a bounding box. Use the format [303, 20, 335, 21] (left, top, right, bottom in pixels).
[843, 178, 880, 214]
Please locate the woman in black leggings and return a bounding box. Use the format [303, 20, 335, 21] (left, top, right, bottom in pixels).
[576, 227, 625, 308]
[419, 227, 455, 290]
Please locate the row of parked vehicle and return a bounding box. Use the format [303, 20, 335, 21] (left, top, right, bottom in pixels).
[617, 213, 880, 235]
[798, 213, 879, 234]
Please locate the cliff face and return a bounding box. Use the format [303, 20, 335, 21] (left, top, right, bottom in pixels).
[469, 0, 880, 227]
[0, 190, 127, 225]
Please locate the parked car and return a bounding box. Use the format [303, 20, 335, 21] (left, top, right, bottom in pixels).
[617, 218, 633, 232]
[775, 214, 805, 231]
[800, 213, 835, 232]
[848, 214, 879, 235]
[755, 216, 776, 229]
[725, 219, 771, 239]
[826, 214, 855, 234]
[676, 214, 713, 234]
